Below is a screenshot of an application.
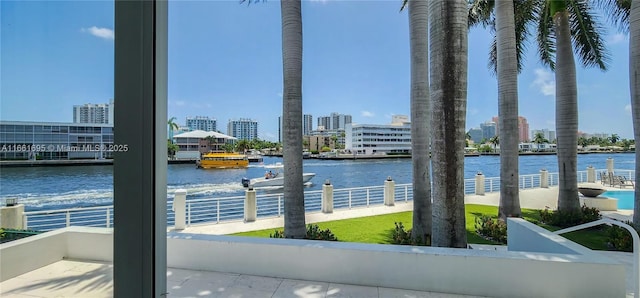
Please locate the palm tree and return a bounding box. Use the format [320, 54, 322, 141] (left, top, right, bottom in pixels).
[489, 135, 499, 152]
[533, 132, 548, 151]
[608, 133, 620, 145]
[429, 0, 468, 248]
[537, 0, 609, 213]
[469, 0, 539, 220]
[401, 0, 432, 244]
[280, 0, 306, 238]
[631, 0, 640, 225]
[168, 117, 179, 143]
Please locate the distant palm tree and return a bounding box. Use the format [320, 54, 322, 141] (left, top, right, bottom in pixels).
[533, 132, 548, 151]
[609, 133, 620, 145]
[168, 117, 179, 143]
[536, 0, 610, 213]
[429, 0, 468, 248]
[489, 135, 499, 152]
[402, 0, 432, 244]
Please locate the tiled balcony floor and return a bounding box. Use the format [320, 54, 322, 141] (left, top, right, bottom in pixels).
[0, 259, 486, 298]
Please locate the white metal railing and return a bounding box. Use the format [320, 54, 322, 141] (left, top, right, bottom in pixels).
[21, 168, 625, 231]
[394, 183, 412, 202]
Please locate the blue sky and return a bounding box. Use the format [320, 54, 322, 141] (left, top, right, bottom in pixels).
[1, 1, 633, 141]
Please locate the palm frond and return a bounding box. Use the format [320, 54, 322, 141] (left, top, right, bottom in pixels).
[239, 0, 265, 6]
[513, 0, 542, 72]
[485, 0, 538, 74]
[596, 0, 630, 33]
[536, 0, 556, 70]
[400, 0, 408, 12]
[567, 0, 610, 71]
[468, 0, 495, 29]
[488, 37, 497, 76]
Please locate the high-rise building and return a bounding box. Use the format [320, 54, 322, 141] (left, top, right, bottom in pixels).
[227, 118, 258, 141]
[303, 114, 313, 136]
[186, 116, 217, 132]
[518, 116, 530, 142]
[491, 115, 530, 142]
[331, 112, 352, 130]
[468, 128, 483, 144]
[317, 112, 352, 130]
[480, 121, 497, 140]
[73, 100, 114, 124]
[317, 116, 331, 130]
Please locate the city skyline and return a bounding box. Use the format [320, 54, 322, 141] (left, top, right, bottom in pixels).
[1, 1, 634, 142]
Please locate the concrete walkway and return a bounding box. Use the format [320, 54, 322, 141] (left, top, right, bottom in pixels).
[0, 259, 485, 298]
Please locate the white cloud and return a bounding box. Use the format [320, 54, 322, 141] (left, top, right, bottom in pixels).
[81, 26, 114, 40]
[361, 111, 374, 117]
[277, 92, 283, 98]
[609, 33, 627, 44]
[625, 104, 632, 114]
[531, 68, 555, 97]
[309, 0, 328, 3]
[468, 108, 478, 116]
[172, 100, 186, 107]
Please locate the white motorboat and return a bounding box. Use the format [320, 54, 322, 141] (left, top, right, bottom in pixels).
[241, 163, 315, 188]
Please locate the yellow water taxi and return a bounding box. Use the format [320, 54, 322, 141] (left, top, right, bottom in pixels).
[196, 152, 249, 169]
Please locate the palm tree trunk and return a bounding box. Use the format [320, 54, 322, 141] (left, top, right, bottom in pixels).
[554, 10, 580, 213]
[281, 0, 306, 238]
[496, 0, 521, 219]
[429, 0, 468, 248]
[630, 0, 640, 225]
[408, 0, 431, 243]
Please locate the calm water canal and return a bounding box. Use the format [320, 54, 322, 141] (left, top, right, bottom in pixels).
[0, 153, 634, 211]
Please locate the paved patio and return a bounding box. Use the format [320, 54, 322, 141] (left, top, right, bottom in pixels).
[0, 259, 485, 298]
[1, 185, 636, 297]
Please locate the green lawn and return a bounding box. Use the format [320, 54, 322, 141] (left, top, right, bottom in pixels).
[232, 204, 611, 249]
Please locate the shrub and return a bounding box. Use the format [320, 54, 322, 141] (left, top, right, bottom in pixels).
[0, 228, 42, 244]
[474, 215, 507, 244]
[538, 204, 601, 228]
[606, 220, 640, 252]
[269, 224, 338, 241]
[390, 222, 429, 246]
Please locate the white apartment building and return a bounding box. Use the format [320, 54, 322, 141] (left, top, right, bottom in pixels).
[73, 100, 114, 124]
[186, 116, 217, 132]
[227, 118, 258, 141]
[345, 121, 411, 155]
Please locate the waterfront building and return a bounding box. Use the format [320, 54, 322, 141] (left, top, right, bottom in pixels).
[73, 100, 114, 124]
[305, 135, 336, 152]
[0, 120, 114, 160]
[186, 116, 217, 132]
[173, 130, 237, 154]
[345, 121, 411, 155]
[227, 118, 258, 141]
